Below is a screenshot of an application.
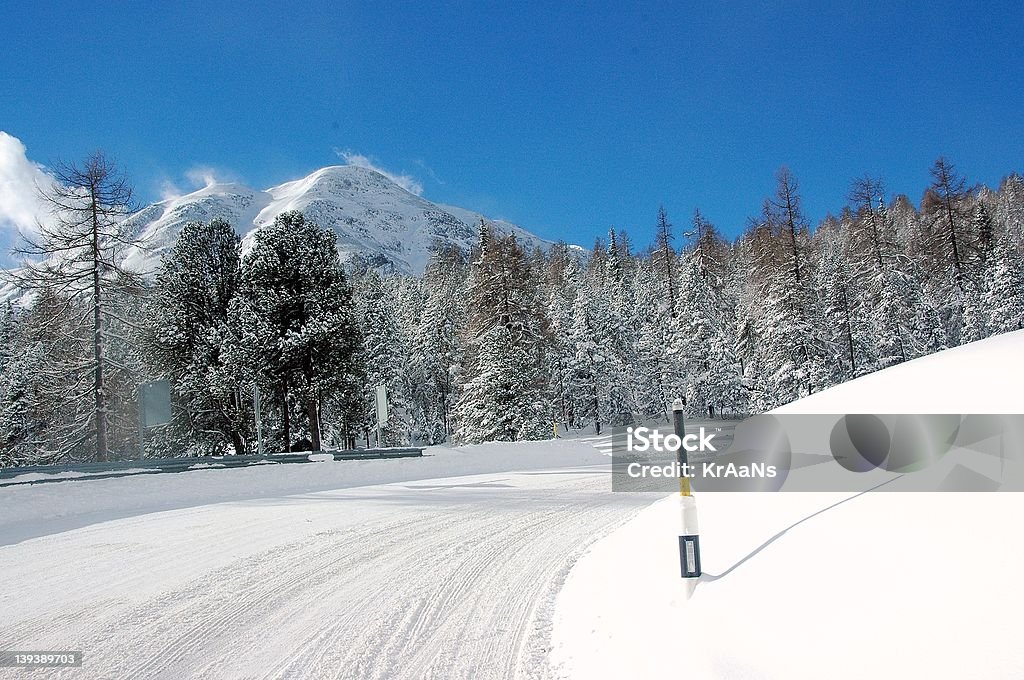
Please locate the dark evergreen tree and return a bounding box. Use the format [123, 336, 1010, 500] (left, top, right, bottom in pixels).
[228, 211, 363, 452]
[654, 206, 677, 316]
[146, 219, 248, 454]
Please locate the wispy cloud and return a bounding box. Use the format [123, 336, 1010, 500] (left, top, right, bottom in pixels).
[335, 149, 424, 196]
[413, 158, 445, 186]
[153, 165, 242, 202]
[184, 165, 240, 189]
[155, 176, 183, 202]
[0, 131, 55, 236]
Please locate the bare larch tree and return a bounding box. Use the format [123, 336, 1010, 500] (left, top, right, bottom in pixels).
[8, 152, 139, 461]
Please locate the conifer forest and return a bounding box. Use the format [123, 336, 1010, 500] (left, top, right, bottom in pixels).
[2, 156, 1022, 465]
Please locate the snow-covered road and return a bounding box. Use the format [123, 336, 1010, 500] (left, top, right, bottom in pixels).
[0, 443, 656, 679]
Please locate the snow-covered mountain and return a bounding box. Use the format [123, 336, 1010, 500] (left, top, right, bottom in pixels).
[121, 165, 559, 275]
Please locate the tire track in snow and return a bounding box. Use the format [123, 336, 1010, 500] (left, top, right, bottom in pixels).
[0, 468, 658, 679]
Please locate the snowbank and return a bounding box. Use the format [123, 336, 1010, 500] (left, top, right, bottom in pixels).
[550, 492, 1024, 679]
[774, 329, 1024, 414]
[550, 331, 1024, 679]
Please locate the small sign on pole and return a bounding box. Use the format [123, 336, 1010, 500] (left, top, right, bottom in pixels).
[253, 384, 264, 457]
[140, 380, 172, 428]
[375, 384, 388, 427]
[680, 534, 702, 578]
[139, 380, 172, 458]
[374, 384, 388, 448]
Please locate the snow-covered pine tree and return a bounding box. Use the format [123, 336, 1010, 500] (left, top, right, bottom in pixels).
[923, 157, 975, 296]
[675, 253, 743, 418]
[688, 208, 730, 287]
[654, 206, 678, 316]
[412, 245, 468, 442]
[596, 229, 638, 425]
[145, 218, 249, 455]
[227, 211, 363, 452]
[565, 284, 603, 431]
[606, 228, 624, 282]
[0, 304, 47, 466]
[815, 230, 875, 380]
[973, 203, 995, 265]
[629, 264, 674, 422]
[456, 223, 550, 443]
[355, 271, 413, 446]
[843, 180, 902, 373]
[960, 280, 989, 344]
[740, 170, 832, 408]
[994, 174, 1024, 246]
[540, 242, 583, 432]
[984, 239, 1024, 335]
[0, 291, 99, 464]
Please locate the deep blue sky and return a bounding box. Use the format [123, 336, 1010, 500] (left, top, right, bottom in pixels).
[2, 1, 1021, 247]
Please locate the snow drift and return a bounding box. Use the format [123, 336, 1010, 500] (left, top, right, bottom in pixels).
[550, 330, 1024, 679]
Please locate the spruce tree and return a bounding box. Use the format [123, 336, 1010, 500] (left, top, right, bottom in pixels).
[456, 225, 550, 443]
[228, 211, 362, 452]
[985, 240, 1024, 334]
[146, 218, 249, 454]
[654, 206, 677, 316]
[356, 272, 413, 445]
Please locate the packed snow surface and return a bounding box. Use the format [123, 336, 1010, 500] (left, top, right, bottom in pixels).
[0, 439, 658, 679]
[550, 331, 1024, 679]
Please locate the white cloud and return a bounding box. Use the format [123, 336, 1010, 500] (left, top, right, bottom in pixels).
[155, 177, 183, 202]
[0, 131, 55, 236]
[335, 149, 424, 196]
[184, 165, 239, 189]
[153, 165, 241, 201]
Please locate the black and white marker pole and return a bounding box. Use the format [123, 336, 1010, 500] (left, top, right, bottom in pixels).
[673, 398, 701, 595]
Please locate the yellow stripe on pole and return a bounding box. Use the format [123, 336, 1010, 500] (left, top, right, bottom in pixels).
[680, 476, 691, 496]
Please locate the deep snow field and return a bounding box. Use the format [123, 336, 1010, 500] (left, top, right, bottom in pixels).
[549, 331, 1024, 679]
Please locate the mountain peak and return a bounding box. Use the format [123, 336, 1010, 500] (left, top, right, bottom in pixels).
[120, 166, 554, 275]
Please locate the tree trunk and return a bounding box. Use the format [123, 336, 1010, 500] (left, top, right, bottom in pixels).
[868, 212, 883, 269]
[91, 193, 108, 462]
[229, 430, 245, 456]
[782, 184, 802, 285]
[281, 385, 291, 452]
[788, 224, 801, 284]
[440, 384, 449, 436]
[303, 361, 321, 451]
[841, 286, 856, 375]
[663, 243, 676, 316]
[307, 397, 321, 452]
[944, 195, 964, 293]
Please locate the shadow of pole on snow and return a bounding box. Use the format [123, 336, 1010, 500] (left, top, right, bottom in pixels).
[700, 475, 904, 582]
